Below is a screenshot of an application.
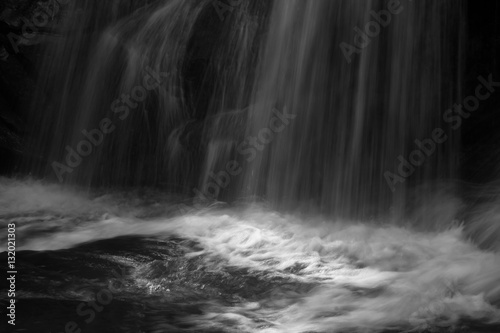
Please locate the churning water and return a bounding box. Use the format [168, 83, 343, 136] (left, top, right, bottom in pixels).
[1, 178, 500, 332]
[2, 0, 500, 332]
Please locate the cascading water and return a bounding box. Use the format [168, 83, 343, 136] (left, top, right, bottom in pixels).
[26, 0, 269, 190]
[234, 0, 463, 218]
[2, 0, 500, 332]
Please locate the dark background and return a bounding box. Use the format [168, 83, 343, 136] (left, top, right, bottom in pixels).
[463, 0, 500, 185]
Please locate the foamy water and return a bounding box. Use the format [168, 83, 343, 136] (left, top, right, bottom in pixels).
[1, 178, 500, 332]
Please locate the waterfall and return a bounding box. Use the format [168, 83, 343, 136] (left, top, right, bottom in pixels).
[27, 0, 269, 191]
[200, 0, 464, 218]
[27, 0, 464, 219]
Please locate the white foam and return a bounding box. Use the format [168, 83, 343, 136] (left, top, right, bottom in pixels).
[2, 179, 500, 332]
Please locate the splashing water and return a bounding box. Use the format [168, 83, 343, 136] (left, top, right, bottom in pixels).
[2, 178, 499, 332]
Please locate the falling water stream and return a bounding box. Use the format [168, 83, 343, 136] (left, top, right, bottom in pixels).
[2, 0, 500, 332]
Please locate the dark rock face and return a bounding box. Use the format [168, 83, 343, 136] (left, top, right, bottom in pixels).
[0, 0, 68, 174]
[462, 1, 500, 185]
[0, 34, 35, 175]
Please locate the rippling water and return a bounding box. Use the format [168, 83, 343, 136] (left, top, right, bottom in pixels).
[1, 178, 499, 333]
